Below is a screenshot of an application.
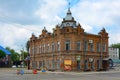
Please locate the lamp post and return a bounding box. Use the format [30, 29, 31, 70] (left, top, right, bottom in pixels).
[21, 45, 25, 68]
[27, 54, 30, 70]
[83, 33, 87, 71]
[52, 33, 55, 70]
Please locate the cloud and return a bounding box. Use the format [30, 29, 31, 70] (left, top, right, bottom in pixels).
[0, 0, 120, 53]
[71, 0, 120, 44]
[35, 0, 67, 25]
[0, 23, 42, 52]
[0, 0, 40, 25]
[109, 32, 120, 45]
[72, 0, 120, 27]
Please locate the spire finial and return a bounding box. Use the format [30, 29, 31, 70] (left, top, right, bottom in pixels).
[44, 26, 46, 30]
[66, 1, 71, 14]
[68, 1, 70, 10]
[32, 33, 34, 36]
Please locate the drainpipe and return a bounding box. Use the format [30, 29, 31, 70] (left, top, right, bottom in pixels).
[33, 39, 36, 69]
[100, 35, 102, 70]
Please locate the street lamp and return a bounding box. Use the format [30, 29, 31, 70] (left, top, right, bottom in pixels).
[26, 55, 30, 70]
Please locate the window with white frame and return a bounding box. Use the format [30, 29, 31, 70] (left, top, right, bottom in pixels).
[57, 41, 60, 51]
[42, 45, 44, 53]
[39, 46, 41, 53]
[97, 43, 100, 52]
[77, 41, 81, 50]
[47, 44, 50, 52]
[66, 40, 70, 51]
[52, 43, 54, 52]
[90, 43, 94, 52]
[84, 41, 88, 51]
[34, 47, 37, 54]
[103, 43, 106, 52]
[32, 47, 34, 54]
[44, 44, 45, 53]
[37, 46, 39, 53]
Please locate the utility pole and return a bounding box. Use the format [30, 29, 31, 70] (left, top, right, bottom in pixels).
[21, 45, 25, 68]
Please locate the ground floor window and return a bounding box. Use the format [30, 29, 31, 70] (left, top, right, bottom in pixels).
[84, 60, 88, 70]
[39, 61, 42, 68]
[32, 61, 37, 69]
[52, 59, 55, 69]
[91, 61, 94, 70]
[46, 60, 50, 69]
[57, 59, 60, 69]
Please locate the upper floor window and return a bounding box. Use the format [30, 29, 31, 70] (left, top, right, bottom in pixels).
[42, 44, 44, 53]
[66, 40, 70, 51]
[32, 47, 34, 54]
[77, 41, 81, 50]
[43, 44, 45, 53]
[47, 44, 50, 52]
[57, 42, 60, 51]
[90, 44, 94, 52]
[34, 47, 37, 54]
[97, 43, 100, 52]
[37, 46, 39, 54]
[39, 46, 41, 53]
[52, 43, 54, 52]
[103, 43, 106, 52]
[84, 41, 88, 51]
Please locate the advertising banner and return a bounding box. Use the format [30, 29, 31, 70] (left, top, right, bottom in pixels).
[64, 60, 72, 65]
[64, 60, 72, 71]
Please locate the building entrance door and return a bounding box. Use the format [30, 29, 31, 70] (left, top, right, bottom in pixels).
[97, 60, 100, 70]
[102, 60, 108, 71]
[77, 61, 80, 70]
[84, 60, 88, 71]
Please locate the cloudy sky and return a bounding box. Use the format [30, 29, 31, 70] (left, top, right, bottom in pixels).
[0, 0, 120, 52]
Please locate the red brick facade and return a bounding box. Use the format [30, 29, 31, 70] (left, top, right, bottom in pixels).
[29, 8, 109, 71]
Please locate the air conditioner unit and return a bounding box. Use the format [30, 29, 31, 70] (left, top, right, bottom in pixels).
[89, 40, 93, 43]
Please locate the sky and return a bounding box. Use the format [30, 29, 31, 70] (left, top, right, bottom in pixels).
[0, 0, 120, 53]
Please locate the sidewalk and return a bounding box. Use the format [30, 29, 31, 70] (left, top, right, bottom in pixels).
[46, 70, 120, 75]
[1, 67, 120, 75]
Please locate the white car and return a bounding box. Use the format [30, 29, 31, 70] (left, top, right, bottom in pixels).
[12, 65, 16, 68]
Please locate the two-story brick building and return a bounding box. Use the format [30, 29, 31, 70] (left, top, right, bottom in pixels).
[29, 8, 109, 71]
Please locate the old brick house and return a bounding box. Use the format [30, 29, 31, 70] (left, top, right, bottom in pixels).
[29, 8, 109, 71]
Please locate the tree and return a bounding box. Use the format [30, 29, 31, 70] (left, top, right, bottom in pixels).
[26, 40, 30, 53]
[6, 47, 20, 61]
[110, 43, 120, 59]
[11, 52, 20, 61]
[110, 43, 120, 48]
[0, 50, 6, 59]
[25, 40, 30, 69]
[20, 50, 28, 60]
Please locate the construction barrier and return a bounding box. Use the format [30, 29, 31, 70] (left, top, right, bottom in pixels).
[16, 69, 24, 75]
[33, 69, 37, 74]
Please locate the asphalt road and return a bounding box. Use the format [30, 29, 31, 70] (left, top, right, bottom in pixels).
[0, 68, 120, 80]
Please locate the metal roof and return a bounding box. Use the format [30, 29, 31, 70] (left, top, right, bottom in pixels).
[0, 46, 11, 55]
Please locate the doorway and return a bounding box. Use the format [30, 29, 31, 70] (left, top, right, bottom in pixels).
[77, 61, 80, 70]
